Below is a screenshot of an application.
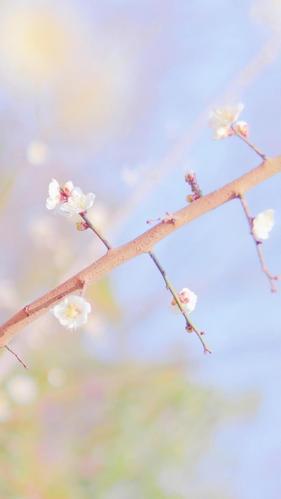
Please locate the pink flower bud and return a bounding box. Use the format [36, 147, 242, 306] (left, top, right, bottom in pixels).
[76, 221, 88, 231]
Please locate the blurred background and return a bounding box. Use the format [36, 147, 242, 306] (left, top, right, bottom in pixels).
[0, 0, 280, 497]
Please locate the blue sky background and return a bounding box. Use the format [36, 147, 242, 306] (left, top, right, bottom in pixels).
[0, 0, 281, 497]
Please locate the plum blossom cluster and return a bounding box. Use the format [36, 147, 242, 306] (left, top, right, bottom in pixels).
[209, 103, 248, 140]
[171, 288, 197, 315]
[252, 209, 275, 242]
[46, 178, 95, 216]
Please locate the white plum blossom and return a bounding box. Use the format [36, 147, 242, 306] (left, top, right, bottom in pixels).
[6, 375, 38, 405]
[209, 103, 245, 139]
[46, 179, 95, 216]
[60, 187, 95, 216]
[171, 288, 197, 314]
[46, 178, 74, 210]
[252, 209, 275, 241]
[46, 178, 61, 210]
[52, 295, 91, 329]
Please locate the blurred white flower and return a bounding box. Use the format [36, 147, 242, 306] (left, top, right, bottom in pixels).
[48, 368, 66, 388]
[26, 140, 48, 165]
[171, 288, 197, 314]
[52, 295, 91, 329]
[46, 178, 73, 210]
[29, 216, 58, 248]
[60, 187, 95, 216]
[120, 166, 140, 187]
[252, 209, 275, 241]
[7, 375, 38, 405]
[209, 103, 244, 139]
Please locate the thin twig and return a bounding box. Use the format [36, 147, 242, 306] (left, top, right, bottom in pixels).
[231, 125, 266, 161]
[239, 195, 280, 292]
[4, 345, 27, 369]
[148, 251, 211, 354]
[80, 212, 111, 250]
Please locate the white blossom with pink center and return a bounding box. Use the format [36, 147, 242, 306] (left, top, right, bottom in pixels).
[52, 295, 91, 329]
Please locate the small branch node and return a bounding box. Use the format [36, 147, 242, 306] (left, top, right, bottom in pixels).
[24, 306, 31, 317]
[146, 212, 177, 225]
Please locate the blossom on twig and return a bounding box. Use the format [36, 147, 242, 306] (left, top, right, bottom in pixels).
[46, 179, 95, 215]
[209, 103, 245, 139]
[252, 209, 275, 241]
[171, 287, 197, 314]
[233, 120, 249, 138]
[60, 187, 95, 216]
[52, 295, 91, 329]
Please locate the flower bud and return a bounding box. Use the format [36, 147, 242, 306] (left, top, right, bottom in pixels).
[76, 221, 88, 231]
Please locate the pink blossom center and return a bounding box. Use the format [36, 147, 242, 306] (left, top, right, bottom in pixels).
[179, 292, 189, 304]
[59, 188, 71, 203]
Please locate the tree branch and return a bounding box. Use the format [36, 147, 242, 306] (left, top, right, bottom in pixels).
[0, 156, 280, 347]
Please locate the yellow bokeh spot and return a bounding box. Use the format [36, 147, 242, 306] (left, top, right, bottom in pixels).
[0, 5, 74, 84]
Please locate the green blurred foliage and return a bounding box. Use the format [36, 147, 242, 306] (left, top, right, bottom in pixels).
[0, 359, 258, 499]
[0, 173, 16, 214]
[88, 279, 122, 324]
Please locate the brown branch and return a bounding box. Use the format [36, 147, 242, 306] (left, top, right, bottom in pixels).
[0, 156, 280, 347]
[239, 195, 281, 292]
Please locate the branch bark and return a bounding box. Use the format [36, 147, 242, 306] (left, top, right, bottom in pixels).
[1, 156, 280, 347]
